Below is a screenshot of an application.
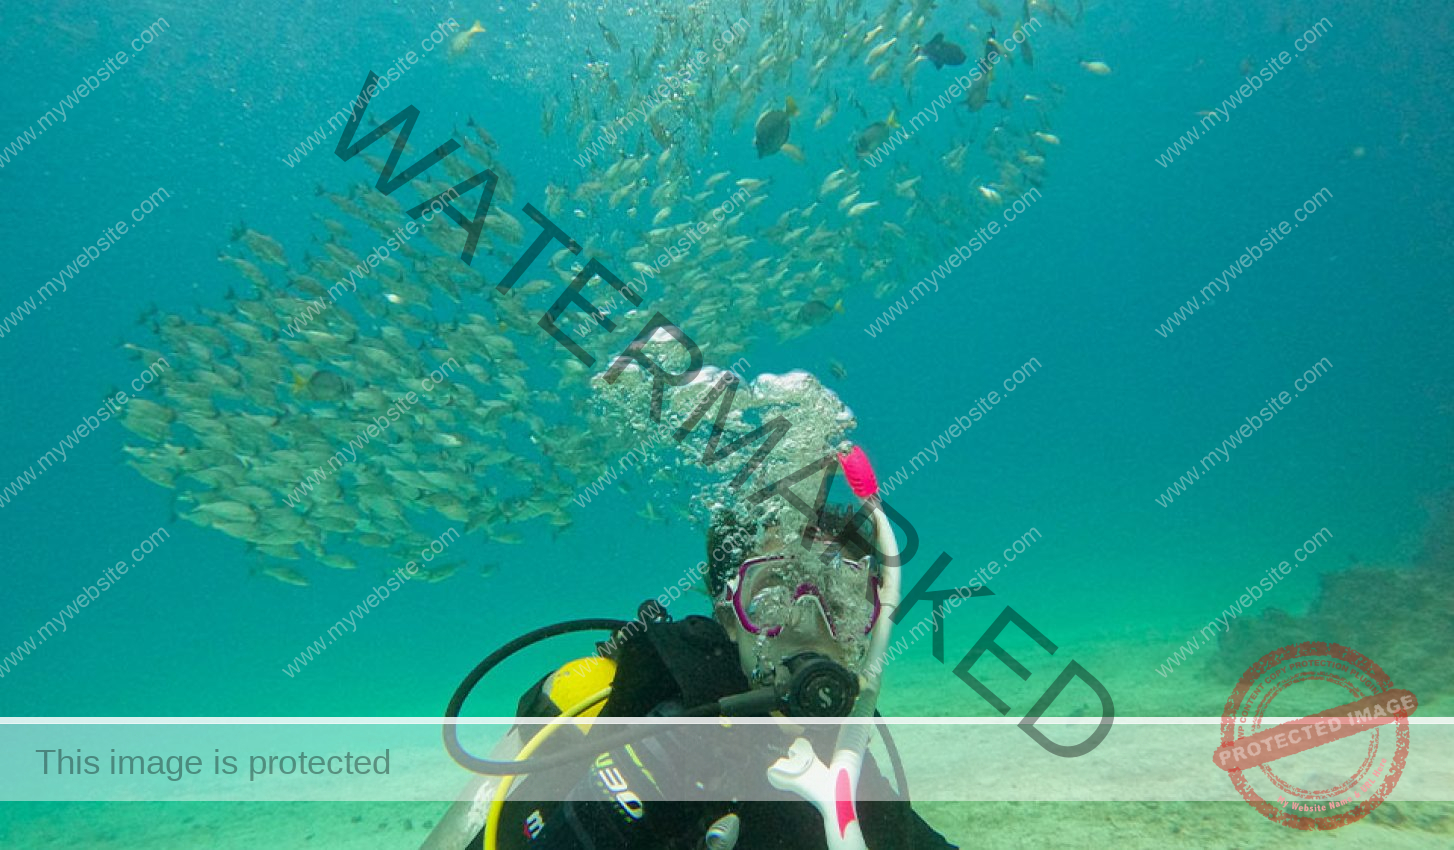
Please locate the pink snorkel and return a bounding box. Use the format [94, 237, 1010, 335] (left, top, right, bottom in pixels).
[837, 445, 879, 499]
[766, 446, 902, 850]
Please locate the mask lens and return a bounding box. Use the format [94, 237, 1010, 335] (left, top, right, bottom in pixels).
[733, 553, 880, 637]
[821, 557, 880, 636]
[744, 583, 794, 634]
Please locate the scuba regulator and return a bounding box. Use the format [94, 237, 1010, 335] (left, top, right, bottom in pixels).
[442, 607, 898, 778]
[718, 651, 860, 718]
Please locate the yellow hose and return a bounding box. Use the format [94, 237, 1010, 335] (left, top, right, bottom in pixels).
[483, 687, 613, 850]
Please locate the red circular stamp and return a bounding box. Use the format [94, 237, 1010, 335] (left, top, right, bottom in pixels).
[1213, 641, 1415, 829]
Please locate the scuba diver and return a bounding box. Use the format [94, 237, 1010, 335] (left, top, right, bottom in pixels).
[426, 448, 955, 850]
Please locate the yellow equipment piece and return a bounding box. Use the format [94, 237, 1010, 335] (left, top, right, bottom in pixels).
[483, 656, 618, 850]
[542, 657, 616, 718]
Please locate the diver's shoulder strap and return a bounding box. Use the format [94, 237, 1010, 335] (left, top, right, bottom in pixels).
[603, 613, 750, 716]
[512, 600, 669, 718]
[516, 604, 748, 719]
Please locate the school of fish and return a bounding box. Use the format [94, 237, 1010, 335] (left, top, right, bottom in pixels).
[117, 0, 1098, 587]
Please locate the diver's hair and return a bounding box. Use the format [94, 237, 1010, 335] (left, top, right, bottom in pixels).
[802, 502, 874, 562]
[705, 502, 872, 597]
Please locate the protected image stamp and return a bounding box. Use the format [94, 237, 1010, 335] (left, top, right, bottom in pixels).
[1213, 641, 1415, 830]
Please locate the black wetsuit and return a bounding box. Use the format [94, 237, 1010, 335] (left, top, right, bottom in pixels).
[470, 615, 956, 850]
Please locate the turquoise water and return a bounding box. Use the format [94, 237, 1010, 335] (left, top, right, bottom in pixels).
[2, 0, 1451, 846]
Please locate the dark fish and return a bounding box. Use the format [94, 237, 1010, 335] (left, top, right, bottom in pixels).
[754, 96, 798, 158]
[917, 33, 966, 70]
[984, 28, 1006, 64]
[854, 112, 900, 157]
[798, 299, 843, 327]
[1015, 21, 1035, 67]
[649, 119, 674, 150]
[962, 31, 1002, 113]
[295, 369, 350, 402]
[465, 116, 498, 149]
[598, 20, 621, 52]
[964, 73, 993, 111]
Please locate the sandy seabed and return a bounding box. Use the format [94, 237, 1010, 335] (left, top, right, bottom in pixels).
[6, 635, 1448, 848]
[2, 800, 1451, 849]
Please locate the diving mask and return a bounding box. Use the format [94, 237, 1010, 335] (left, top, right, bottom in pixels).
[729, 551, 882, 639]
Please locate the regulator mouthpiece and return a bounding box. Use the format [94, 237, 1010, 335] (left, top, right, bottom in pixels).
[781, 652, 859, 717]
